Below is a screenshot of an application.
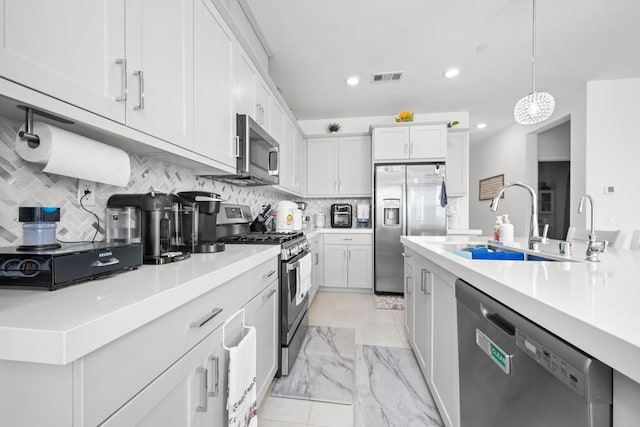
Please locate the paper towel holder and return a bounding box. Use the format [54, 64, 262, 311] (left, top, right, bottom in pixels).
[17, 106, 74, 148]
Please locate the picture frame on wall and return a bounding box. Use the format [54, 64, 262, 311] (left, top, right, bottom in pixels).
[479, 174, 505, 200]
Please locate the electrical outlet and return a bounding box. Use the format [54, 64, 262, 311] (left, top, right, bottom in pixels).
[77, 179, 96, 206]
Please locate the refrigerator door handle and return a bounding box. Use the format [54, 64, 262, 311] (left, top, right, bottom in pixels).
[401, 183, 407, 235]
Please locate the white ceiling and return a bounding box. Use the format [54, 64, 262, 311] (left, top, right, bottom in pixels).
[244, 0, 640, 141]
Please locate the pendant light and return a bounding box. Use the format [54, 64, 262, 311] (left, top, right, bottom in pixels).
[514, 0, 555, 125]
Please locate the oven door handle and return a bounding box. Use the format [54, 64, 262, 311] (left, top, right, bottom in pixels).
[287, 261, 300, 271]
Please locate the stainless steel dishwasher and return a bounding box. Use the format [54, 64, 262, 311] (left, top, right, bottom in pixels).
[456, 279, 612, 427]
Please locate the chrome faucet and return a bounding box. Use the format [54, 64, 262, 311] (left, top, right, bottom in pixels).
[490, 182, 549, 251]
[578, 195, 608, 262]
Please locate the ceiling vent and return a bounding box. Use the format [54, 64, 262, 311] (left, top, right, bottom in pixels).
[371, 71, 404, 83]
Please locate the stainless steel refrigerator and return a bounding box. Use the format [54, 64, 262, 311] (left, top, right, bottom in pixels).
[374, 164, 447, 294]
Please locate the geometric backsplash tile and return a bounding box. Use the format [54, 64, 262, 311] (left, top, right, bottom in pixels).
[0, 115, 293, 246]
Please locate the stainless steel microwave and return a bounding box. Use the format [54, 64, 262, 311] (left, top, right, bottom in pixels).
[199, 114, 279, 186]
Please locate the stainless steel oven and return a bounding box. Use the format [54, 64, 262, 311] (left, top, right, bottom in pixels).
[280, 249, 310, 376]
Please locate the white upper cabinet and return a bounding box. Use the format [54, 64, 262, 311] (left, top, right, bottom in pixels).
[374, 125, 447, 161]
[125, 0, 195, 149]
[306, 136, 371, 197]
[338, 136, 372, 195]
[194, 0, 237, 167]
[236, 43, 257, 121]
[281, 117, 295, 190]
[306, 137, 339, 196]
[294, 130, 305, 191]
[446, 131, 469, 196]
[0, 0, 126, 123]
[270, 99, 284, 144]
[373, 127, 410, 160]
[255, 75, 272, 131]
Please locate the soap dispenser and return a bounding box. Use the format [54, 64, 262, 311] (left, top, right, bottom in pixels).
[500, 214, 514, 244]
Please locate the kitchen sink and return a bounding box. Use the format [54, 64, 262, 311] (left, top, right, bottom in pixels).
[450, 243, 578, 262]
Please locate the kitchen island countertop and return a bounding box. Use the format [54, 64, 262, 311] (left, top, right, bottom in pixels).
[401, 235, 640, 383]
[0, 244, 280, 365]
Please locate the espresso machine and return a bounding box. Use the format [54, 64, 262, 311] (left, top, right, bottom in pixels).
[176, 191, 225, 253]
[106, 192, 193, 264]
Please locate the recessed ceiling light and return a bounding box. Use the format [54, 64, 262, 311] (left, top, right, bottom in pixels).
[346, 76, 359, 86]
[477, 123, 487, 129]
[444, 68, 460, 78]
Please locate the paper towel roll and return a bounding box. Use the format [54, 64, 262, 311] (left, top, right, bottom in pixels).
[16, 123, 131, 187]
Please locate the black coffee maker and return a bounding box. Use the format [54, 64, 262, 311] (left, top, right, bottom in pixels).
[177, 191, 225, 253]
[107, 192, 193, 264]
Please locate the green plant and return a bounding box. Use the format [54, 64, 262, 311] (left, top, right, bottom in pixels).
[447, 120, 460, 128]
[328, 122, 341, 133]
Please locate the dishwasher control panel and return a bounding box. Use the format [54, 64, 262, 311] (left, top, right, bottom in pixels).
[516, 328, 585, 397]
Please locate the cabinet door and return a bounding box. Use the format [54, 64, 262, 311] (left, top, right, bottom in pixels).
[270, 100, 284, 143]
[410, 125, 447, 160]
[0, 0, 125, 122]
[347, 245, 372, 289]
[373, 127, 409, 161]
[306, 138, 339, 196]
[309, 237, 321, 302]
[403, 254, 415, 341]
[280, 118, 295, 190]
[294, 130, 305, 191]
[323, 244, 348, 287]
[101, 344, 202, 427]
[446, 131, 469, 196]
[255, 75, 271, 131]
[431, 267, 460, 427]
[338, 136, 372, 196]
[245, 281, 279, 405]
[200, 325, 226, 427]
[193, 0, 236, 166]
[126, 0, 194, 149]
[236, 44, 257, 120]
[413, 261, 432, 382]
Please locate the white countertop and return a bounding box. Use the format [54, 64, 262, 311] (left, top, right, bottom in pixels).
[0, 244, 280, 365]
[401, 235, 640, 383]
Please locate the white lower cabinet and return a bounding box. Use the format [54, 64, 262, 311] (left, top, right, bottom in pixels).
[245, 280, 279, 404]
[322, 234, 372, 289]
[101, 342, 203, 427]
[403, 246, 459, 426]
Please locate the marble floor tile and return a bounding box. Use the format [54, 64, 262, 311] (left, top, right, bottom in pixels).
[258, 396, 312, 424]
[308, 401, 354, 427]
[363, 308, 396, 325]
[259, 420, 308, 427]
[354, 345, 443, 427]
[272, 327, 355, 404]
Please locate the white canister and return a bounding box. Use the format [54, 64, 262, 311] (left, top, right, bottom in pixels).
[275, 201, 297, 232]
[292, 209, 302, 231]
[315, 212, 326, 228]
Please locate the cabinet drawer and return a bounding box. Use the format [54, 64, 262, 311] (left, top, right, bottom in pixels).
[250, 257, 279, 296]
[323, 234, 372, 245]
[79, 258, 277, 427]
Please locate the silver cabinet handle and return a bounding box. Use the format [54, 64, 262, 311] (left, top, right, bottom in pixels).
[255, 104, 261, 123]
[196, 367, 208, 412]
[410, 142, 414, 155]
[314, 253, 319, 265]
[115, 58, 127, 101]
[234, 135, 240, 158]
[91, 257, 120, 267]
[190, 307, 223, 328]
[405, 276, 412, 294]
[263, 288, 277, 301]
[208, 356, 219, 397]
[264, 270, 277, 280]
[133, 70, 144, 110]
[343, 238, 353, 241]
[421, 269, 432, 295]
[348, 249, 352, 261]
[404, 142, 408, 155]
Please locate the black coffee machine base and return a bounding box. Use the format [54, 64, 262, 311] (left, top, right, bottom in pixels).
[144, 252, 191, 265]
[181, 242, 225, 254]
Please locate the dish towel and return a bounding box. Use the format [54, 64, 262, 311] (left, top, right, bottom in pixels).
[227, 327, 258, 427]
[440, 178, 448, 208]
[296, 253, 312, 305]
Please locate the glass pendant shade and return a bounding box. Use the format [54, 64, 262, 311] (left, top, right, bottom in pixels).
[514, 91, 555, 124]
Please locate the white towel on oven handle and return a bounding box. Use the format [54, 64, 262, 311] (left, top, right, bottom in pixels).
[296, 253, 312, 305]
[227, 326, 258, 427]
